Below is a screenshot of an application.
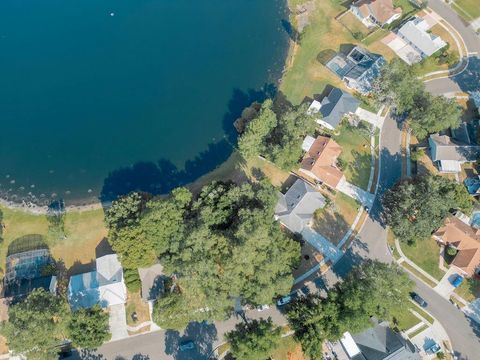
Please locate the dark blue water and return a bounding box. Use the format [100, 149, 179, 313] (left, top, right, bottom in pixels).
[0, 0, 288, 205]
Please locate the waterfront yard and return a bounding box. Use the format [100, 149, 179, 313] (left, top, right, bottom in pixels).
[0, 205, 107, 278]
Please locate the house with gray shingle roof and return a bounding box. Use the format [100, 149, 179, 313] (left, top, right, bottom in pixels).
[428, 133, 480, 173]
[326, 47, 385, 94]
[275, 178, 325, 233]
[340, 321, 420, 360]
[397, 17, 446, 58]
[307, 88, 360, 130]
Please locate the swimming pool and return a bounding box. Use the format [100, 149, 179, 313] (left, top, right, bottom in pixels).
[471, 212, 480, 229]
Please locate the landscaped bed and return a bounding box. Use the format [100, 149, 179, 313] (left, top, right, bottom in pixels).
[125, 291, 151, 328]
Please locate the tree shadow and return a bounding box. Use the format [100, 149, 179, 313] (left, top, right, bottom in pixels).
[101, 86, 277, 204]
[317, 49, 337, 66]
[311, 210, 350, 246]
[281, 19, 300, 43]
[67, 259, 96, 277]
[164, 321, 218, 360]
[95, 237, 114, 258]
[452, 56, 480, 94]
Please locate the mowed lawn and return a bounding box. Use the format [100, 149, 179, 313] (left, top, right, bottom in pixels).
[400, 237, 445, 281]
[281, 0, 395, 105]
[0, 205, 107, 277]
[453, 0, 480, 21]
[333, 123, 372, 190]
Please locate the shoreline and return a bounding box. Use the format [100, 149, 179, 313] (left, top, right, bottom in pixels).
[1, 0, 298, 216]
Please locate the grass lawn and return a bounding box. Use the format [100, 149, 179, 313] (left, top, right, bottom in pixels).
[455, 278, 480, 302]
[333, 122, 372, 190]
[400, 238, 446, 281]
[452, 0, 480, 22]
[338, 11, 371, 38]
[125, 291, 151, 327]
[312, 192, 360, 245]
[281, 0, 394, 104]
[408, 324, 429, 338]
[271, 335, 308, 360]
[0, 205, 107, 277]
[391, 306, 421, 331]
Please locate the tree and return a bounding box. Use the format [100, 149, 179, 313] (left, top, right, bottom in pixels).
[140, 187, 192, 257]
[68, 305, 110, 349]
[238, 99, 277, 160]
[226, 318, 281, 360]
[108, 225, 156, 269]
[1, 288, 69, 359]
[335, 261, 414, 333]
[409, 93, 461, 140]
[287, 295, 341, 359]
[104, 192, 149, 231]
[383, 175, 472, 244]
[373, 58, 424, 114]
[151, 181, 300, 327]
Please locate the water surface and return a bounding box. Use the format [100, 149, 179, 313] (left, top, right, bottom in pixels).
[0, 0, 288, 205]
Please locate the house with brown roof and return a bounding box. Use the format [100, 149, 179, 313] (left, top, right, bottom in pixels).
[299, 135, 345, 189]
[433, 216, 480, 277]
[351, 0, 402, 28]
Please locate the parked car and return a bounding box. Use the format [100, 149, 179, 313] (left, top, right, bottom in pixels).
[426, 342, 441, 354]
[276, 295, 292, 306]
[257, 304, 270, 311]
[450, 274, 464, 288]
[411, 292, 427, 307]
[179, 340, 195, 351]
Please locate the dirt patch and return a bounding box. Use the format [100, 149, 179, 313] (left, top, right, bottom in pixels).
[294, 1, 316, 33]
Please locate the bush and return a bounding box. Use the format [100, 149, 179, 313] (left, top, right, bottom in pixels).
[124, 268, 141, 293]
[410, 149, 425, 162]
[446, 246, 458, 257]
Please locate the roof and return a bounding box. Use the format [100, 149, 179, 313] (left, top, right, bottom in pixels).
[300, 136, 345, 188]
[398, 17, 447, 56]
[4, 276, 57, 298]
[318, 88, 360, 128]
[429, 134, 480, 162]
[68, 254, 126, 309]
[5, 248, 52, 284]
[353, 0, 402, 25]
[434, 216, 480, 275]
[138, 263, 165, 301]
[275, 178, 326, 233]
[352, 322, 421, 360]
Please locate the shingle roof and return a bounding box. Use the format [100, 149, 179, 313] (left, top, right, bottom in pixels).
[398, 17, 446, 56]
[353, 0, 402, 24]
[429, 134, 480, 162]
[319, 88, 360, 128]
[275, 179, 326, 233]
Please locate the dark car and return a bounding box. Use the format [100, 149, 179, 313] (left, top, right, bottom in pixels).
[411, 292, 427, 308]
[179, 340, 195, 351]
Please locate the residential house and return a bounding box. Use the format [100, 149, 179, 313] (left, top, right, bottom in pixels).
[351, 0, 402, 28]
[138, 263, 166, 303]
[299, 135, 345, 189]
[275, 178, 326, 233]
[397, 17, 447, 59]
[3, 248, 57, 299]
[340, 321, 421, 360]
[428, 133, 480, 173]
[326, 46, 386, 94]
[433, 216, 480, 277]
[307, 88, 360, 130]
[68, 254, 127, 310]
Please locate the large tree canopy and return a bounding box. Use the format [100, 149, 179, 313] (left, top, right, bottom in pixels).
[238, 100, 316, 170]
[225, 318, 281, 360]
[68, 305, 110, 349]
[150, 181, 300, 329]
[383, 175, 472, 244]
[1, 288, 69, 360]
[373, 59, 460, 139]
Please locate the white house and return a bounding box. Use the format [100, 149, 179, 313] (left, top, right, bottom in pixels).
[428, 134, 480, 173]
[68, 254, 127, 310]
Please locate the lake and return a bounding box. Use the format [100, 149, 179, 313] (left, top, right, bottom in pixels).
[0, 0, 289, 205]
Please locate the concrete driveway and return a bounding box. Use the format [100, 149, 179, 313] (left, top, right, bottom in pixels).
[336, 178, 374, 207]
[434, 267, 458, 299]
[109, 303, 128, 341]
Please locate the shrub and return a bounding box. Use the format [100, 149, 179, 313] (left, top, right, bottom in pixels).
[410, 149, 425, 162]
[446, 246, 458, 257]
[124, 268, 141, 293]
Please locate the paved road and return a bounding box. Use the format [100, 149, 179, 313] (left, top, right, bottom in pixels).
[425, 0, 480, 96]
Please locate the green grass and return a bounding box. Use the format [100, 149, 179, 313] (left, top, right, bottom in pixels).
[452, 0, 480, 22]
[391, 306, 421, 331]
[362, 28, 390, 46]
[412, 305, 435, 324]
[271, 335, 307, 360]
[399, 238, 445, 281]
[333, 122, 372, 190]
[455, 278, 480, 302]
[0, 205, 107, 277]
[408, 323, 429, 338]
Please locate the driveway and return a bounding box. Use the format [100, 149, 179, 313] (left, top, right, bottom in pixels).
[336, 178, 375, 207]
[434, 267, 458, 299]
[109, 303, 128, 341]
[301, 227, 343, 263]
[355, 107, 384, 128]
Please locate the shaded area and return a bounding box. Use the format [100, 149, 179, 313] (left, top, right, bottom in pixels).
[164, 321, 218, 360]
[100, 86, 276, 203]
[7, 234, 48, 257]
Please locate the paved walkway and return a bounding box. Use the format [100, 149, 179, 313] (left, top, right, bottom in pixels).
[434, 267, 458, 299]
[109, 303, 129, 341]
[355, 107, 384, 128]
[336, 178, 375, 207]
[301, 227, 343, 263]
